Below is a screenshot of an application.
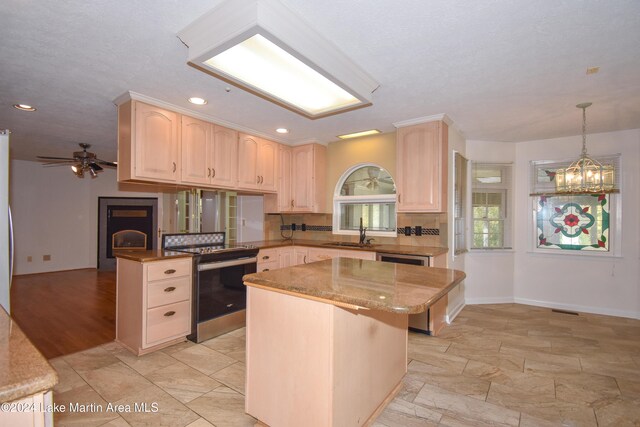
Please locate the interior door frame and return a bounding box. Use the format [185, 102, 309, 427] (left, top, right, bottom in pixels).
[98, 197, 158, 270]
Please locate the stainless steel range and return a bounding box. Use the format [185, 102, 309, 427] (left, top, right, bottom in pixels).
[162, 232, 258, 343]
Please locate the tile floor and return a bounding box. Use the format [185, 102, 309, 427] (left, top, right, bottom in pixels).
[50, 304, 640, 426]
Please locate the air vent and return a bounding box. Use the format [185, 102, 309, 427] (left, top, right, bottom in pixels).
[551, 308, 579, 316]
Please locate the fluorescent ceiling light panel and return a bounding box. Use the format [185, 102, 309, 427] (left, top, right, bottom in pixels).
[178, 0, 379, 119]
[337, 129, 381, 139]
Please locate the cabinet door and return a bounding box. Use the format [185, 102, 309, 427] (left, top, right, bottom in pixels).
[291, 145, 314, 211]
[396, 121, 448, 212]
[181, 115, 211, 185]
[294, 247, 308, 265]
[279, 247, 293, 268]
[134, 102, 179, 181]
[258, 138, 278, 192]
[278, 145, 293, 212]
[307, 247, 340, 263]
[237, 133, 260, 190]
[211, 125, 238, 188]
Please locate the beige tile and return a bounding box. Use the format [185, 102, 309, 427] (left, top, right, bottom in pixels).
[407, 360, 490, 400]
[171, 344, 237, 376]
[185, 419, 215, 427]
[580, 358, 640, 382]
[53, 384, 120, 427]
[435, 328, 502, 351]
[413, 383, 520, 426]
[145, 361, 222, 404]
[201, 334, 246, 362]
[381, 398, 442, 424]
[210, 362, 245, 394]
[617, 377, 640, 400]
[446, 343, 524, 372]
[113, 347, 179, 376]
[115, 384, 200, 427]
[408, 332, 451, 353]
[463, 360, 554, 395]
[49, 357, 86, 393]
[593, 396, 640, 427]
[500, 345, 582, 369]
[186, 386, 256, 427]
[374, 407, 439, 426]
[63, 345, 120, 375]
[518, 412, 566, 427]
[160, 339, 197, 356]
[408, 345, 469, 374]
[82, 361, 154, 403]
[524, 359, 582, 377]
[102, 417, 132, 427]
[487, 382, 597, 426]
[554, 372, 621, 405]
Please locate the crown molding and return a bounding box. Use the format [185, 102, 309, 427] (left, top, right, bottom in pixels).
[392, 113, 453, 128]
[113, 91, 290, 144]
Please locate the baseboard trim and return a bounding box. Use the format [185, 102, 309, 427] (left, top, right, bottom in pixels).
[464, 297, 515, 305]
[446, 301, 466, 323]
[513, 297, 640, 320]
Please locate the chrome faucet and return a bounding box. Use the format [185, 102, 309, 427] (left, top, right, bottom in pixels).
[359, 217, 367, 245]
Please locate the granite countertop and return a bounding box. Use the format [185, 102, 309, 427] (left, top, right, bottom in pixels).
[113, 249, 193, 262]
[0, 307, 58, 403]
[243, 257, 465, 314]
[243, 239, 448, 257]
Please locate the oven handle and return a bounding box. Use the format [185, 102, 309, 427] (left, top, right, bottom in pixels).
[197, 256, 257, 271]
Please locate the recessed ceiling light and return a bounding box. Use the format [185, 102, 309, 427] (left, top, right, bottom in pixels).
[13, 103, 36, 112]
[337, 129, 381, 140]
[188, 97, 208, 105]
[276, 128, 289, 134]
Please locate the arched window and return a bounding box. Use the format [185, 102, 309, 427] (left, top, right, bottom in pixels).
[333, 163, 397, 237]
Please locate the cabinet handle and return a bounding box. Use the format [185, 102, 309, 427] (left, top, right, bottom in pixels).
[263, 268, 270, 272]
[257, 175, 260, 184]
[303, 255, 307, 264]
[398, 193, 402, 203]
[164, 311, 176, 317]
[173, 162, 177, 173]
[164, 286, 176, 292]
[262, 255, 270, 260]
[212, 168, 216, 178]
[207, 168, 211, 177]
[291, 199, 294, 207]
[164, 269, 176, 275]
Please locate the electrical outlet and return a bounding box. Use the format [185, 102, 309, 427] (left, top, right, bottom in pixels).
[43, 255, 51, 261]
[415, 226, 422, 236]
[301, 224, 306, 231]
[404, 226, 412, 236]
[291, 223, 296, 231]
[27, 256, 32, 262]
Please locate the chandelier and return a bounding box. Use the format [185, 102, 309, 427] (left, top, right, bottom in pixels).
[555, 103, 615, 193]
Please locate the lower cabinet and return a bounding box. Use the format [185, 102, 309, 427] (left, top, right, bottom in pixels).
[0, 391, 53, 427]
[116, 257, 192, 355]
[257, 246, 376, 268]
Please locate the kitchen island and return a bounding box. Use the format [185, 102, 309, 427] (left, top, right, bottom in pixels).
[243, 257, 465, 427]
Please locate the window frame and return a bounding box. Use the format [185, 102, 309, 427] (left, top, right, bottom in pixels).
[332, 163, 397, 237]
[472, 189, 507, 249]
[471, 163, 513, 250]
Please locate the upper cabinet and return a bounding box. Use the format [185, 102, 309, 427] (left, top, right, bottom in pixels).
[237, 133, 277, 192]
[181, 116, 238, 188]
[118, 100, 180, 183]
[265, 143, 326, 213]
[396, 121, 448, 212]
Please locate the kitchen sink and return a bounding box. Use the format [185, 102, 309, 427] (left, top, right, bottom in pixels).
[323, 242, 375, 248]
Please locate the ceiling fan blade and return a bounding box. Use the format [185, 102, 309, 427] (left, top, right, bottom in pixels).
[37, 156, 77, 161]
[95, 159, 117, 167]
[89, 163, 103, 171]
[43, 162, 76, 167]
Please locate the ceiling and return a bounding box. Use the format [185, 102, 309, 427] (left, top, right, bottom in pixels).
[1, 0, 639, 162]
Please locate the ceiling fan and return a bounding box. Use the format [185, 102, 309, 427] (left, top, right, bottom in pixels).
[37, 143, 117, 178]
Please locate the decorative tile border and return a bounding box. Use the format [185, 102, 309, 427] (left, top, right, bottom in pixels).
[280, 225, 332, 231]
[162, 232, 225, 248]
[279, 224, 439, 236]
[396, 227, 440, 236]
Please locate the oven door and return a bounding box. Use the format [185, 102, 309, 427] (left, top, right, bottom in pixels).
[196, 257, 257, 324]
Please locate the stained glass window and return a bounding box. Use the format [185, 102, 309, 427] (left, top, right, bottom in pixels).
[535, 194, 609, 251]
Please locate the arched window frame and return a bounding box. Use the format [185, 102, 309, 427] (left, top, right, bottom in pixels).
[332, 162, 397, 237]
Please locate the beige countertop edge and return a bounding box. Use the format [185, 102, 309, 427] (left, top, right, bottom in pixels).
[114, 250, 193, 262]
[0, 309, 59, 403]
[244, 239, 448, 257]
[244, 274, 464, 314]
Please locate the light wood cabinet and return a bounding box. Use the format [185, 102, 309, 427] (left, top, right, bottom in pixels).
[181, 116, 238, 188]
[294, 246, 308, 264]
[340, 249, 376, 260]
[0, 391, 54, 427]
[257, 248, 280, 272]
[118, 100, 180, 183]
[279, 247, 294, 268]
[116, 257, 192, 355]
[396, 121, 448, 212]
[265, 143, 327, 213]
[237, 134, 278, 192]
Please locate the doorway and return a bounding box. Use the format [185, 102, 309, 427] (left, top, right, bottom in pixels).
[98, 197, 158, 270]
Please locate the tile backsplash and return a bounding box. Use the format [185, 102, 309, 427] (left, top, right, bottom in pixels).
[264, 213, 447, 247]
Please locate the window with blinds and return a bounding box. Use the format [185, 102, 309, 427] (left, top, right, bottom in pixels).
[472, 163, 513, 249]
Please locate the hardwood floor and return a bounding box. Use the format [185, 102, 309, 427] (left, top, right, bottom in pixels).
[10, 268, 116, 359]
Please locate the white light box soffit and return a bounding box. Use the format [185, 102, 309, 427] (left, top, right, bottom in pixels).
[177, 0, 379, 119]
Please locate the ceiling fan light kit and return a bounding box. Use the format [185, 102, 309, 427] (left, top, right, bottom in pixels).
[178, 0, 379, 118]
[37, 143, 117, 179]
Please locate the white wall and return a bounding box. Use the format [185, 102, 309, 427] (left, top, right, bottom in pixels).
[513, 129, 640, 318]
[237, 195, 264, 242]
[464, 140, 516, 303]
[10, 160, 160, 275]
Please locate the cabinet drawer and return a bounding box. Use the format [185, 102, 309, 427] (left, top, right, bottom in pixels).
[147, 276, 190, 308]
[145, 300, 190, 346]
[258, 260, 280, 272]
[258, 248, 279, 263]
[147, 259, 191, 282]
